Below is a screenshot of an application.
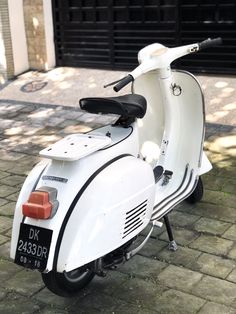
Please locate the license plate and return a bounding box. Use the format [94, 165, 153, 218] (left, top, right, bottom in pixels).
[15, 223, 53, 271]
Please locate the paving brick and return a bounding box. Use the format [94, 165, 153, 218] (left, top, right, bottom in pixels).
[0, 293, 41, 314]
[6, 191, 20, 202]
[108, 276, 165, 308]
[0, 216, 13, 232]
[138, 237, 167, 258]
[189, 234, 234, 256]
[0, 170, 10, 179]
[189, 253, 235, 279]
[0, 185, 18, 197]
[5, 269, 45, 296]
[119, 255, 167, 279]
[0, 198, 8, 207]
[193, 217, 231, 236]
[179, 202, 236, 223]
[223, 224, 236, 241]
[0, 260, 22, 282]
[0, 201, 16, 216]
[168, 211, 201, 228]
[158, 245, 201, 267]
[157, 265, 203, 293]
[154, 289, 206, 314]
[0, 234, 9, 245]
[204, 190, 236, 209]
[0, 160, 15, 171]
[192, 275, 236, 306]
[0, 175, 25, 187]
[159, 227, 199, 246]
[198, 301, 236, 314]
[0, 240, 11, 260]
[34, 286, 77, 308]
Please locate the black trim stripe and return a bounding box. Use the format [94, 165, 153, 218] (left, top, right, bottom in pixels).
[151, 170, 195, 221]
[52, 154, 132, 271]
[152, 164, 189, 216]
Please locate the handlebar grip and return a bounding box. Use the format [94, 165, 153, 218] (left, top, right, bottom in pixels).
[113, 74, 134, 92]
[198, 37, 222, 50]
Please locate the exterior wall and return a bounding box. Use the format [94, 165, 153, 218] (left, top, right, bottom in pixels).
[8, 0, 29, 75]
[0, 0, 55, 83]
[23, 0, 55, 71]
[0, 0, 14, 83]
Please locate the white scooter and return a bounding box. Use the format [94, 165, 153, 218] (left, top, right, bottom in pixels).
[10, 38, 222, 297]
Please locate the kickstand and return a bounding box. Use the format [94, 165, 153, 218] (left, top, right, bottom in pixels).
[163, 215, 178, 251]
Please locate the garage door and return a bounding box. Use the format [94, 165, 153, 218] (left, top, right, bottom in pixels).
[52, 0, 236, 74]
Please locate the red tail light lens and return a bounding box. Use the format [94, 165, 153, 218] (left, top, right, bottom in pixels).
[22, 187, 58, 219]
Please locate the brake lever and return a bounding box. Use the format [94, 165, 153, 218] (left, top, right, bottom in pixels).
[103, 78, 124, 88]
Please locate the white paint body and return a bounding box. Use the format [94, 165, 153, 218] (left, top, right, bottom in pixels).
[11, 42, 212, 273]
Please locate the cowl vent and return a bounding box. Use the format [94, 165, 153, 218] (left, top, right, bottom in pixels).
[123, 200, 147, 238]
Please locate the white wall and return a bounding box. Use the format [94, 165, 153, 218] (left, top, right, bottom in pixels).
[8, 0, 29, 75]
[43, 0, 56, 69]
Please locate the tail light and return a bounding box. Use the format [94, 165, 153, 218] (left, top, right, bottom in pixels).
[22, 187, 59, 219]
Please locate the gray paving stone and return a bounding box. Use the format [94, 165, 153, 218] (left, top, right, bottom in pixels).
[168, 211, 201, 228]
[138, 237, 167, 258]
[0, 174, 25, 187]
[0, 293, 41, 314]
[154, 289, 206, 314]
[193, 217, 231, 236]
[0, 216, 13, 232]
[0, 201, 16, 216]
[159, 227, 199, 246]
[0, 259, 22, 282]
[193, 275, 236, 305]
[227, 268, 236, 284]
[204, 190, 236, 209]
[0, 185, 18, 197]
[71, 291, 122, 313]
[158, 245, 201, 267]
[5, 269, 45, 296]
[6, 191, 20, 202]
[0, 286, 7, 301]
[0, 198, 8, 207]
[0, 240, 11, 260]
[179, 202, 236, 223]
[198, 301, 236, 314]
[34, 287, 77, 308]
[108, 276, 166, 309]
[223, 224, 236, 241]
[0, 234, 9, 245]
[157, 265, 203, 293]
[0, 170, 10, 179]
[189, 253, 235, 279]
[189, 234, 234, 256]
[119, 255, 167, 280]
[0, 160, 15, 171]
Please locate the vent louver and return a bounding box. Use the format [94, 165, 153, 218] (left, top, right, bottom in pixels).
[123, 200, 147, 239]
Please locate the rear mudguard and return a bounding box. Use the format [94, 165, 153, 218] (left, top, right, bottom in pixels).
[11, 125, 155, 273]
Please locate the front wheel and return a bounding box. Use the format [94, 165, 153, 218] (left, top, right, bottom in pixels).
[42, 266, 95, 297]
[186, 177, 204, 204]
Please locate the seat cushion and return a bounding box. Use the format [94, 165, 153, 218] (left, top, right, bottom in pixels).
[79, 94, 147, 119]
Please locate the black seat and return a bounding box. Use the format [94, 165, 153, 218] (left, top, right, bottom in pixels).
[79, 94, 147, 119]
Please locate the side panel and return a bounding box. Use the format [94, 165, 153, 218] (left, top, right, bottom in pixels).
[58, 156, 155, 272]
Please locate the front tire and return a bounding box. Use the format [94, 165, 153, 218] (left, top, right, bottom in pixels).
[186, 176, 204, 204]
[42, 266, 95, 297]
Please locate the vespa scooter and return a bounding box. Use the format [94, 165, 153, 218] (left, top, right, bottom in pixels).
[10, 38, 222, 297]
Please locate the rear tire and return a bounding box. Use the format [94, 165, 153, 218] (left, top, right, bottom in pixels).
[186, 177, 204, 204]
[42, 266, 95, 297]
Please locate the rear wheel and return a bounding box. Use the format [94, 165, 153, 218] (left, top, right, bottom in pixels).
[42, 266, 95, 297]
[186, 177, 204, 204]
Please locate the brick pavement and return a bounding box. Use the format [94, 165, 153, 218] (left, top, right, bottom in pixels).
[0, 71, 236, 313]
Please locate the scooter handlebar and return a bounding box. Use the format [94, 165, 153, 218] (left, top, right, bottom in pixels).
[198, 37, 222, 50]
[113, 74, 134, 92]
